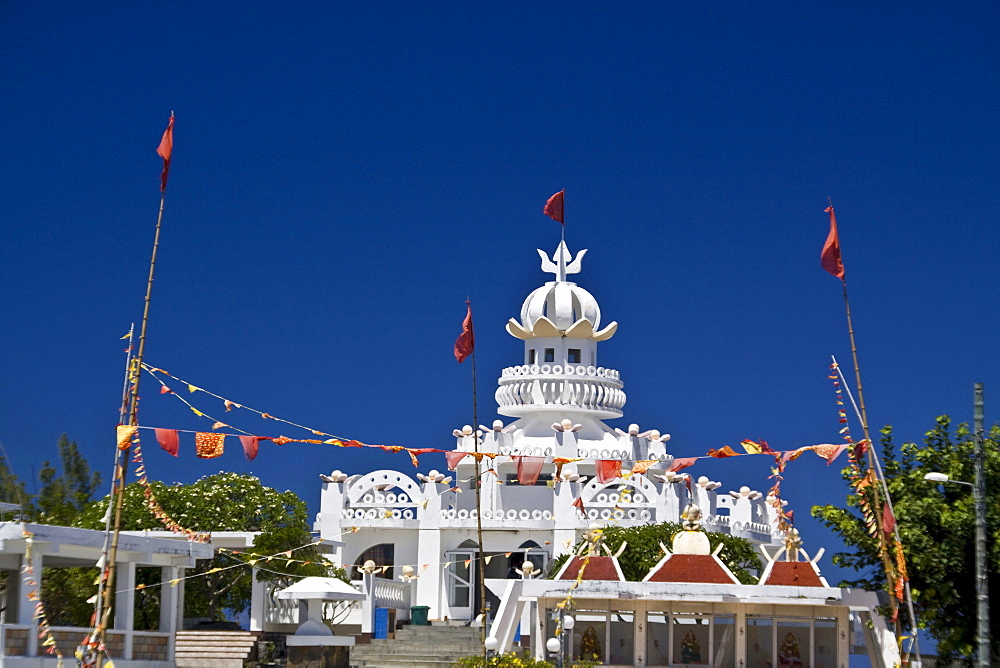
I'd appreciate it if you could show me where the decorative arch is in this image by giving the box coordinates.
[346,469,423,506]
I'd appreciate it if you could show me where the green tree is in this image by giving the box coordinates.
[35,434,102,524]
[0,445,27,514]
[33,435,103,625]
[547,522,762,584]
[812,417,1000,662]
[76,472,340,621]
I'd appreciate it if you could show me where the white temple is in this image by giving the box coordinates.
[315,242,782,620]
[313,241,901,666]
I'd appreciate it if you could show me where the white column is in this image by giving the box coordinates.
[16,548,43,657]
[360,572,375,634]
[115,561,136,659]
[735,607,747,667]
[249,567,266,632]
[415,479,443,618]
[552,480,578,558]
[160,566,183,661]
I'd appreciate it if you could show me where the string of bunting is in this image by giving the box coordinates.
[139,363,857,472]
[19,526,65,665]
[830,362,908,605]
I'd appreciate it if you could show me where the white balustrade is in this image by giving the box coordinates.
[496,365,626,418]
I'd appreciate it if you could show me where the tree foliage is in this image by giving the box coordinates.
[547,522,762,584]
[35,434,102,524]
[76,472,340,621]
[812,417,1000,661]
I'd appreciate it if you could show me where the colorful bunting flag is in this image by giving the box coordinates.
[515,456,545,485]
[154,428,179,457]
[195,432,225,459]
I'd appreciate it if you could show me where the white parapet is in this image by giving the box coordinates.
[496,364,625,418]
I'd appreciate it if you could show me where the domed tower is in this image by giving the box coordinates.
[494,242,627,442]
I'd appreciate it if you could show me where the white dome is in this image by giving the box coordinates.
[505,242,617,341]
[520,281,602,332]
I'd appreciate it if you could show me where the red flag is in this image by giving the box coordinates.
[156,114,174,192]
[445,451,469,470]
[543,189,565,224]
[454,302,475,363]
[238,435,259,462]
[882,502,897,536]
[821,206,845,279]
[515,456,545,486]
[154,428,179,457]
[571,496,585,514]
[666,457,697,473]
[596,459,622,484]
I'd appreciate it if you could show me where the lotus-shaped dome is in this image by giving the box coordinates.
[505,242,618,341]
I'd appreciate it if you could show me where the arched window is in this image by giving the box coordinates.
[352,543,394,580]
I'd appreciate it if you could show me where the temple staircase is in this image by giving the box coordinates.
[349,624,484,668]
[174,630,259,667]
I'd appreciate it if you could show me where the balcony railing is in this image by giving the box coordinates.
[496,364,625,418]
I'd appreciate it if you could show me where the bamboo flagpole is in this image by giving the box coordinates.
[453,301,487,657]
[97,114,175,652]
[821,203,904,636]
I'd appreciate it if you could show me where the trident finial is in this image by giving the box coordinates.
[537,242,587,282]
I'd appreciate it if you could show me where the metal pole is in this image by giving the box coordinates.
[974,383,990,668]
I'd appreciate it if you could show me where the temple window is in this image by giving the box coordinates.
[352,543,394,580]
[528,349,536,364]
[568,349,581,364]
[544,348,555,363]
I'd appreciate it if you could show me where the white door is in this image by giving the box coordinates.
[444,550,476,620]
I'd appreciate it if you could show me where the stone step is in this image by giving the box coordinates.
[352,646,481,657]
[176,649,257,657]
[174,661,245,668]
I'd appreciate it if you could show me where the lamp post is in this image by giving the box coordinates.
[924,385,990,668]
[484,636,498,665]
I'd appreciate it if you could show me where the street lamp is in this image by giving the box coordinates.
[484,636,499,665]
[924,465,990,668]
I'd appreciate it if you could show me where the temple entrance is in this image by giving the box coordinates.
[444,548,477,619]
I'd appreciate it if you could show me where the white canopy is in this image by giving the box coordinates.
[274,576,365,601]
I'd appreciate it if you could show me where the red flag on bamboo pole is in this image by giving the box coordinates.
[543,190,565,224]
[821,206,845,279]
[156,114,174,192]
[454,301,475,363]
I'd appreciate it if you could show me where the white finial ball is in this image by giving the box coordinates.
[428,470,440,480]
[740,486,751,495]
[589,522,602,531]
[363,560,376,570]
[461,425,473,436]
[546,638,562,653]
[561,418,573,430]
[628,424,640,436]
[698,476,709,484]
[649,430,660,440]
[402,565,415,577]
[493,419,504,430]
[331,470,342,479]
[520,561,535,573]
[485,637,499,651]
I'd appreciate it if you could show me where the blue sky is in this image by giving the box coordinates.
[1,2,997,588]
